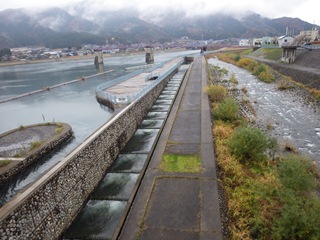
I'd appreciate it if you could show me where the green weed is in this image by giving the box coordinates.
[30,141,42,151]
[0,159,12,168]
[230,74,238,84]
[228,127,273,165]
[212,98,239,122]
[160,154,202,173]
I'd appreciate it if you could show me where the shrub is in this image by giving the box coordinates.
[271,154,320,240]
[212,98,239,122]
[272,197,320,240]
[233,54,241,62]
[253,63,267,76]
[238,58,258,71]
[277,154,316,193]
[205,84,227,102]
[228,127,271,165]
[258,71,275,83]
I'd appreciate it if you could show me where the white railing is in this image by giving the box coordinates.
[96,60,183,106]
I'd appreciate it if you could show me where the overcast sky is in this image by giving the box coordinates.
[0,0,319,25]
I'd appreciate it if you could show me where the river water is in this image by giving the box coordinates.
[0,50,198,206]
[208,58,320,165]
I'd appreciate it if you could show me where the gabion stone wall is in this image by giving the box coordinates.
[0,123,73,186]
[0,66,178,240]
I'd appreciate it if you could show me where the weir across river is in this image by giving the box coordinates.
[96,58,183,108]
[0,55,206,239]
[63,64,190,239]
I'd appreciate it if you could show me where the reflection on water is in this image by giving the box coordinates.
[63,200,126,240]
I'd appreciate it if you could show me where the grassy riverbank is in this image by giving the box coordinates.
[207,51,320,101]
[205,55,320,239]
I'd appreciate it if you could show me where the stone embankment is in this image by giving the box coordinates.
[0,123,73,186]
[0,62,180,239]
[254,48,320,90]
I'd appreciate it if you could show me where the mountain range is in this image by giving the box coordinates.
[0,7,317,49]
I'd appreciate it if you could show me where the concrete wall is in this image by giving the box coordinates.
[0,68,178,239]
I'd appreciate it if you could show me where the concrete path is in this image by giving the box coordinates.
[117,56,222,240]
[107,58,183,95]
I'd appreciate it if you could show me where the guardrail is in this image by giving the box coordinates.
[298,45,320,50]
[96,60,183,106]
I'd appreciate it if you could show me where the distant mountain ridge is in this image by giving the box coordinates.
[0,7,317,48]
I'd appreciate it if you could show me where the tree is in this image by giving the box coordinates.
[0,48,12,57]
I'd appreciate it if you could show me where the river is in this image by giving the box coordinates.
[208,58,320,165]
[0,50,198,206]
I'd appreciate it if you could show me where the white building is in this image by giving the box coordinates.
[253,38,262,46]
[239,39,251,46]
[298,27,319,42]
[278,35,295,47]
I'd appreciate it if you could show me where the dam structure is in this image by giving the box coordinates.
[96,57,183,109]
[63,63,191,239]
[0,56,190,239]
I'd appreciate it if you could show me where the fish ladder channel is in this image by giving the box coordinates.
[62,64,190,240]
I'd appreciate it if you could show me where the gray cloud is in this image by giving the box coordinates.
[0,0,318,24]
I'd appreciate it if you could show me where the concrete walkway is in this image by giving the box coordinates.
[117,56,222,240]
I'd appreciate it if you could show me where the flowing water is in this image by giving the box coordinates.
[63,64,190,240]
[0,51,198,207]
[208,58,320,165]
